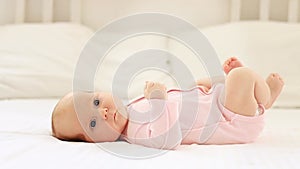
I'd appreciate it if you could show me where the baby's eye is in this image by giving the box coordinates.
[90,119,96,128]
[94,99,100,106]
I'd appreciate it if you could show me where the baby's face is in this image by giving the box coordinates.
[52,92,128,142]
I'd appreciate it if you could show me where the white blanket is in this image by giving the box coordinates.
[0,99,299,169]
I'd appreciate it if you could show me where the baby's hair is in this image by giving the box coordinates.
[51,98,64,138]
[51,93,70,139]
[51,103,59,137]
[51,92,90,142]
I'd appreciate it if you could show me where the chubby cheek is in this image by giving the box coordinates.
[116,115,128,130]
[104,121,121,134]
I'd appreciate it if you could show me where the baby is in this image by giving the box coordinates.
[51,57,284,149]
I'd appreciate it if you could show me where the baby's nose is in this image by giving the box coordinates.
[99,108,108,119]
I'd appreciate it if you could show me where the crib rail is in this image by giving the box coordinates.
[8,0,300,26]
[288,0,299,22]
[259,0,270,21]
[14,0,81,24]
[15,0,25,23]
[231,0,299,22]
[42,0,53,22]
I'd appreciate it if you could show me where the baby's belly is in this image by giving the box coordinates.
[168,86,219,144]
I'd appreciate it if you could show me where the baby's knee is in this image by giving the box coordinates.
[227,67,255,81]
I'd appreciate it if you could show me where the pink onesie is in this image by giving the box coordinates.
[121,83,265,150]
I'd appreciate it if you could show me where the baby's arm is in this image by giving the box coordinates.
[127,99,182,150]
[144,81,167,100]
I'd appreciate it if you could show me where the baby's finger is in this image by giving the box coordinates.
[144,81,153,90]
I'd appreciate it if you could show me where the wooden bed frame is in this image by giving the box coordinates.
[231,0,299,22]
[14,0,81,24]
[10,0,299,25]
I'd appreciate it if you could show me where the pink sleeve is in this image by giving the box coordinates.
[148,100,182,150]
[127,99,182,150]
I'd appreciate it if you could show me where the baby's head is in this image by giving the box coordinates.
[51,91,128,142]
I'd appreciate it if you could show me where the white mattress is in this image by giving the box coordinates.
[0,99,299,169]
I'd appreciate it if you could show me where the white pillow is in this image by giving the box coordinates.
[3,21,298,108]
[0,23,170,100]
[93,35,171,101]
[0,23,93,99]
[200,21,300,108]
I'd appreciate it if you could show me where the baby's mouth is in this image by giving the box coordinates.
[114,110,117,120]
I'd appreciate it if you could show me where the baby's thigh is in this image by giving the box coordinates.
[223,68,258,116]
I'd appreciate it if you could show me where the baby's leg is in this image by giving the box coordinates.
[223,67,283,116]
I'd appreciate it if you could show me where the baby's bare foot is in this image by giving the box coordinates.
[265,73,284,109]
[223,57,244,74]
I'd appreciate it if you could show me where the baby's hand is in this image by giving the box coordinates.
[144,81,167,100]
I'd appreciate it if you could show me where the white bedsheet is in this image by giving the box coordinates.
[0,99,299,169]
